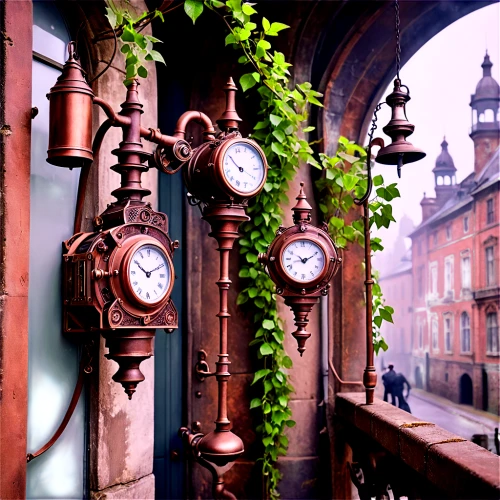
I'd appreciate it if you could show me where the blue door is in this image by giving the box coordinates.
[154,78,186,500]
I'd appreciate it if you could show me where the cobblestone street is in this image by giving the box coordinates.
[408,389,500,455]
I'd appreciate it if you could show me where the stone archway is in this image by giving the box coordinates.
[290,0,495,392]
[460,373,474,405]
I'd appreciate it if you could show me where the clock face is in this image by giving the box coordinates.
[128,244,171,304]
[222,142,265,194]
[282,240,326,283]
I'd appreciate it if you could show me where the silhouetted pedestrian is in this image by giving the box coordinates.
[382,364,397,405]
[393,372,411,413]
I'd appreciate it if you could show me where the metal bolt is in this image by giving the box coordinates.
[195,391,202,399]
[117,232,123,239]
[192,421,201,433]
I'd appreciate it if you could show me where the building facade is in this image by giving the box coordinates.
[409,54,500,414]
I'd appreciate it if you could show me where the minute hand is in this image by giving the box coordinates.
[304,252,318,262]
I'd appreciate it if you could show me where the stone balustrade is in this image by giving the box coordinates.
[335,392,500,499]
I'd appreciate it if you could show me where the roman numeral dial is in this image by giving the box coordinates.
[222,141,265,194]
[128,244,171,305]
[281,240,325,283]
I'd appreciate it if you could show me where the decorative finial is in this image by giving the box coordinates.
[292,182,312,224]
[217,77,242,132]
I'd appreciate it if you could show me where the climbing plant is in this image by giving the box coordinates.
[103,1,397,497]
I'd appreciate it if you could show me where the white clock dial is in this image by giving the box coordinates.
[222,142,265,194]
[128,244,171,304]
[282,240,326,283]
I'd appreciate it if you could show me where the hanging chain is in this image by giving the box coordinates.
[394,0,401,81]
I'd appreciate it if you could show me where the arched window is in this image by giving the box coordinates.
[460,312,471,353]
[486,311,499,354]
[484,109,494,122]
[479,112,485,122]
[432,317,439,350]
[437,175,443,186]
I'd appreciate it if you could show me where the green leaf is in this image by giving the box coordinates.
[240,73,257,92]
[120,44,130,54]
[252,368,271,384]
[105,7,117,28]
[242,3,257,15]
[278,396,287,407]
[211,0,225,7]
[329,216,344,230]
[145,50,165,64]
[262,319,275,330]
[373,174,384,187]
[267,22,289,36]
[342,174,359,191]
[262,17,271,32]
[137,65,148,78]
[269,114,282,126]
[285,420,296,428]
[121,26,135,43]
[184,0,204,23]
[271,142,286,157]
[272,129,285,143]
[260,343,274,356]
[379,308,394,324]
[246,253,258,264]
[250,398,261,409]
[282,356,293,369]
[303,126,315,133]
[225,33,236,45]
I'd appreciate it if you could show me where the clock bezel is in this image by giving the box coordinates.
[109,235,175,313]
[267,227,339,294]
[213,137,267,198]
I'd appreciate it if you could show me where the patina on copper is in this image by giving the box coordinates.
[259,183,340,355]
[179,79,267,499]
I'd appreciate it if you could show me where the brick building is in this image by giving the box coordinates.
[408,53,500,414]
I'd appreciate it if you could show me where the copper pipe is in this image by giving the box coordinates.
[215,247,231,429]
[362,198,377,404]
[27,345,93,462]
[74,119,113,233]
[93,96,130,127]
[328,358,363,386]
[174,110,216,141]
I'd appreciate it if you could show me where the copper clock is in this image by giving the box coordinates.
[259,183,341,354]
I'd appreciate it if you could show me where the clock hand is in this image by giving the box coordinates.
[228,155,256,180]
[134,260,148,275]
[148,263,165,273]
[228,155,244,172]
[304,252,319,262]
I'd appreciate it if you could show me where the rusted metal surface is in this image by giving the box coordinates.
[0,1,32,498]
[258,183,340,354]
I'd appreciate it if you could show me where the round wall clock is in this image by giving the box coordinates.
[183,136,267,203]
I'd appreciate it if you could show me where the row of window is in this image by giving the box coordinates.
[417,245,496,298]
[418,311,498,354]
[424,199,495,250]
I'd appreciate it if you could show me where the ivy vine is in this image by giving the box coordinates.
[103,1,397,498]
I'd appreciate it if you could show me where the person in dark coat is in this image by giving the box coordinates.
[382,364,397,405]
[393,372,412,413]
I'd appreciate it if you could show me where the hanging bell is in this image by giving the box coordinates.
[375,79,426,176]
[47,42,94,168]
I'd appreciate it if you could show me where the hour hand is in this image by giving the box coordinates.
[149,263,165,273]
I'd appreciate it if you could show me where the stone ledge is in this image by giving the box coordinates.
[91,474,155,500]
[335,393,500,498]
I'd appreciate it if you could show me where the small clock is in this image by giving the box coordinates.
[183,136,268,203]
[258,183,341,355]
[127,243,171,305]
[221,140,266,195]
[281,239,326,283]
